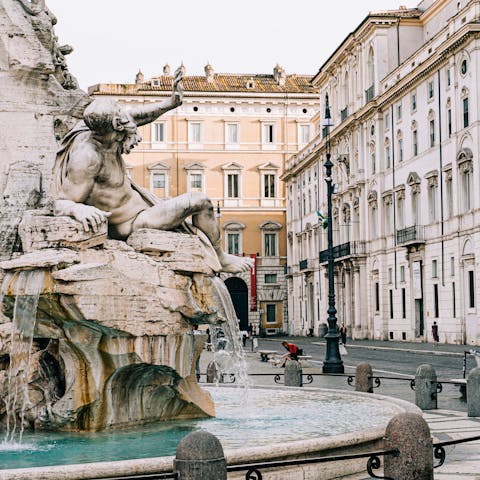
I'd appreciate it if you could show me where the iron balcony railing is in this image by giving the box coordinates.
[319,241,366,264]
[365,84,374,102]
[396,225,425,245]
[341,107,348,122]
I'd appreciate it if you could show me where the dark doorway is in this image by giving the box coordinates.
[224,277,249,330]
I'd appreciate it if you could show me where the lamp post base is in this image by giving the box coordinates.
[322,333,344,374]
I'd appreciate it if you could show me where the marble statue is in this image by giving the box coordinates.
[52,68,253,274]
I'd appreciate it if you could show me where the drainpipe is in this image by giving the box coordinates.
[391,105,397,290]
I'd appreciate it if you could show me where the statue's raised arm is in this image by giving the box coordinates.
[130,66,184,127]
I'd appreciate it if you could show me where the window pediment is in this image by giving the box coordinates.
[223,221,246,231]
[367,190,378,205]
[258,162,280,171]
[456,148,473,164]
[222,162,244,171]
[406,171,421,186]
[259,220,282,231]
[185,162,205,171]
[148,161,170,171]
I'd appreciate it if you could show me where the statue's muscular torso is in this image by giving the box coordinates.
[63,131,148,233]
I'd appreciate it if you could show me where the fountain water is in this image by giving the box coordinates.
[210,277,249,388]
[2,270,45,444]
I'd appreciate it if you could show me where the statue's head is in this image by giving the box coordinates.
[83,99,141,154]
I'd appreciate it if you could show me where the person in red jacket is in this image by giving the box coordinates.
[280,341,301,367]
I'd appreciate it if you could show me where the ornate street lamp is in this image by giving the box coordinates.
[321,94,344,374]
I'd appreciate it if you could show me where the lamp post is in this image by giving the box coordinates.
[322,94,344,374]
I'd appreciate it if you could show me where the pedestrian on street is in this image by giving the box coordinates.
[339,323,347,345]
[432,321,439,346]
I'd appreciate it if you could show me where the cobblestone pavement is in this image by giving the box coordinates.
[199,337,480,479]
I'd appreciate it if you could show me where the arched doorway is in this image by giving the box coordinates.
[224,277,248,331]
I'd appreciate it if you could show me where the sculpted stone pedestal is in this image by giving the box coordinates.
[0,214,225,431]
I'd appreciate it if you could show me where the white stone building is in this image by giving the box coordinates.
[283,0,480,345]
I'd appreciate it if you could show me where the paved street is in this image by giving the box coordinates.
[200,336,480,479]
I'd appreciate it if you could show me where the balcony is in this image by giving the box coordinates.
[340,107,348,122]
[365,85,374,103]
[299,259,315,272]
[319,241,366,264]
[396,225,425,246]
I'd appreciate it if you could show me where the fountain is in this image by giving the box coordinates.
[0,1,421,478]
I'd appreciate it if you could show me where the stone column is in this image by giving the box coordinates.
[415,364,437,410]
[353,267,362,330]
[384,413,433,480]
[467,367,480,417]
[284,360,303,387]
[175,431,227,480]
[344,267,352,330]
[355,362,373,393]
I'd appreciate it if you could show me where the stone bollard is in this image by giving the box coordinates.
[206,361,222,383]
[415,364,437,410]
[175,431,227,480]
[467,367,480,417]
[284,360,303,387]
[355,362,373,393]
[384,412,433,480]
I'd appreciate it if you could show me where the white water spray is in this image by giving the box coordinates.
[2,270,45,445]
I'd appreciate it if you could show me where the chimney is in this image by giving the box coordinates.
[163,63,171,76]
[204,62,214,82]
[273,64,286,86]
[135,69,144,84]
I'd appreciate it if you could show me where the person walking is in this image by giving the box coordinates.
[339,323,347,345]
[432,321,439,346]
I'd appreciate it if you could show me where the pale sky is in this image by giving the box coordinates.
[47,0,419,90]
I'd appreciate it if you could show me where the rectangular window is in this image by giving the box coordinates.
[227,233,240,255]
[450,257,455,276]
[451,282,456,317]
[432,259,438,278]
[299,125,310,144]
[411,93,417,111]
[264,233,277,257]
[264,174,276,198]
[266,303,277,324]
[265,274,277,284]
[434,284,439,318]
[468,270,475,308]
[153,122,165,143]
[429,120,435,147]
[152,172,165,189]
[371,153,376,174]
[429,185,437,222]
[446,175,453,217]
[428,80,434,99]
[464,170,472,211]
[447,68,451,86]
[190,173,203,190]
[400,265,405,282]
[398,139,403,162]
[227,174,239,198]
[397,104,402,120]
[386,145,391,169]
[401,288,406,318]
[375,282,380,312]
[385,112,390,130]
[388,267,393,284]
[447,109,452,138]
[263,123,275,144]
[190,122,201,143]
[413,130,418,156]
[389,290,394,319]
[463,98,469,128]
[226,123,239,144]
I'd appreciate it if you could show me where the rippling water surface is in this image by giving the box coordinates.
[0,387,402,470]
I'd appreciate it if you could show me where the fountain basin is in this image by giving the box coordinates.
[0,385,421,479]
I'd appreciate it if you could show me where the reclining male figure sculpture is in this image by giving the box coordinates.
[52,67,253,273]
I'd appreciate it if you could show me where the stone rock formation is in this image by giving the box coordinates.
[0,0,224,432]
